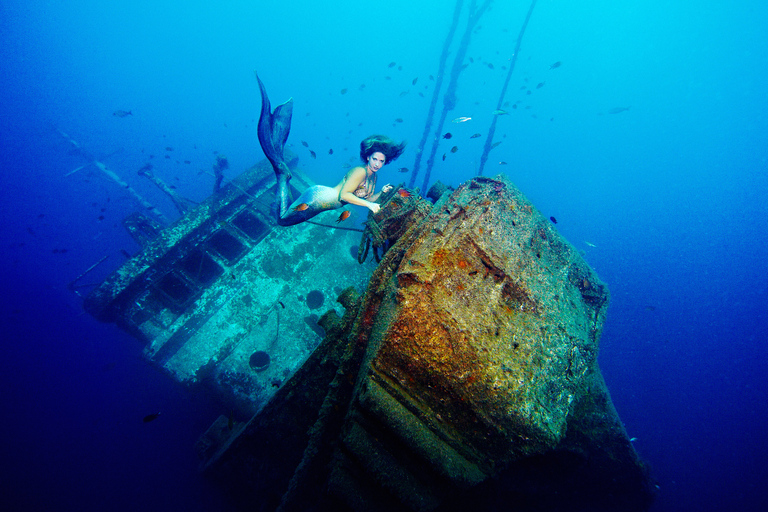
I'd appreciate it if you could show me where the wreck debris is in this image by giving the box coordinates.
[57,127,170,224]
[137,163,197,215]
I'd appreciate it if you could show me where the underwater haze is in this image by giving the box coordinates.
[1,0,766,511]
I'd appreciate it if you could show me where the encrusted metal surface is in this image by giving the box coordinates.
[84,157,375,414]
[202,175,654,512]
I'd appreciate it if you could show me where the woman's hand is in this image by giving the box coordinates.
[381,184,393,194]
[368,202,381,214]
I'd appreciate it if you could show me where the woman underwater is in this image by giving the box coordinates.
[256,74,406,226]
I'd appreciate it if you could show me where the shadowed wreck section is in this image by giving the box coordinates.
[201,175,655,512]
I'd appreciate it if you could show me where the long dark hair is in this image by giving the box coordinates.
[359,135,406,164]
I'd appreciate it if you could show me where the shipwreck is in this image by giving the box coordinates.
[82,152,655,511]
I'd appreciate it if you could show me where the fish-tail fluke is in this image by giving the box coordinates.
[255,72,294,179]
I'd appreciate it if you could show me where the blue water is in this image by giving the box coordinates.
[2,1,766,511]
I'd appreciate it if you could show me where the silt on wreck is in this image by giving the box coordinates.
[190,171,657,511]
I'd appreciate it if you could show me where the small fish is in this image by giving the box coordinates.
[536,82,545,89]
[491,141,502,149]
[630,437,638,442]
[309,150,316,159]
[452,117,472,123]
[337,210,351,222]
[492,110,509,116]
[549,61,562,69]
[113,110,132,117]
[165,147,173,151]
[470,133,481,139]
[98,215,105,221]
[301,140,309,147]
[608,106,630,114]
[293,203,309,212]
[549,216,557,224]
[442,153,447,161]
[443,132,453,139]
[450,146,458,153]
[143,412,161,423]
[340,88,347,94]
[498,161,508,165]
[412,77,418,85]
[388,62,396,68]
[398,167,409,173]
[395,118,403,123]
[183,160,191,164]
[487,63,494,70]
[397,189,411,198]
[328,149,333,155]
[584,241,597,248]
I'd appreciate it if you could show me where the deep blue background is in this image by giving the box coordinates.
[2,1,766,511]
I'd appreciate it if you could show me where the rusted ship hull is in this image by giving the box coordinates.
[201,175,655,511]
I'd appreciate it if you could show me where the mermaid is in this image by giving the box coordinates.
[256,74,406,226]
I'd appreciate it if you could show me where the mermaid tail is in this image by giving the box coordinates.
[255,74,342,226]
[256,73,296,224]
[255,72,294,178]
[280,185,343,226]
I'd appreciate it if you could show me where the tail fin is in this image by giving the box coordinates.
[255,72,294,177]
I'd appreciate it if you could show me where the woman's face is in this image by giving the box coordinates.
[367,151,386,172]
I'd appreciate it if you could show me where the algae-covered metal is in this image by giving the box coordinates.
[84,156,374,414]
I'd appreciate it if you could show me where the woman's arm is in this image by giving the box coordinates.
[368,184,393,202]
[339,167,381,213]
